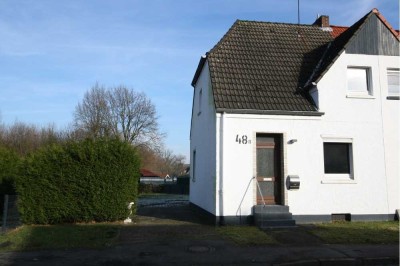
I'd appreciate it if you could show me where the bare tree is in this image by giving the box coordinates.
[108,86,162,147]
[159,149,186,177]
[74,84,163,148]
[0,122,63,156]
[137,145,186,177]
[74,84,112,138]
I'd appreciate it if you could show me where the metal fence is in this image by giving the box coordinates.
[1,195,20,232]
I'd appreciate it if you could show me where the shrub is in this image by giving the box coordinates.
[16,138,139,224]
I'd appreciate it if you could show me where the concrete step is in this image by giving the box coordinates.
[254,212,293,222]
[253,205,289,214]
[253,205,296,228]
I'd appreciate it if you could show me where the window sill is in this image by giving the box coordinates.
[346,94,375,99]
[321,179,357,184]
[322,173,356,184]
[387,96,400,100]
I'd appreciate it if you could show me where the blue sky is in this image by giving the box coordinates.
[0,0,398,160]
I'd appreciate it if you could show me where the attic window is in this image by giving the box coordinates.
[347,67,372,96]
[387,68,399,99]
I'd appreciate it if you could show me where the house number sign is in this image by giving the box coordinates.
[235,134,251,144]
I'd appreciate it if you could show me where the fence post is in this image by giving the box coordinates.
[2,194,9,232]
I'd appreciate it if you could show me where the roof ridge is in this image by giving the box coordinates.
[236,19,320,27]
[330,25,348,28]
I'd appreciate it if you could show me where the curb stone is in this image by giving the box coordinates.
[273,257,399,266]
[362,257,399,265]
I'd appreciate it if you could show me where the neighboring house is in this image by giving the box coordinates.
[139,169,164,184]
[189,9,399,225]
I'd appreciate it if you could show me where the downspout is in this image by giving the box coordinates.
[377,57,390,218]
[218,112,225,225]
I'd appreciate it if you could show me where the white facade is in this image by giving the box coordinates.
[190,51,399,223]
[190,61,218,215]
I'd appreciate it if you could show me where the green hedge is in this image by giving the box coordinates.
[16,138,139,224]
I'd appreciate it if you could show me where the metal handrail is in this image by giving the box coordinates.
[236,176,255,217]
[255,178,267,206]
[236,176,268,216]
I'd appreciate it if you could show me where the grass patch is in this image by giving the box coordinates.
[0,224,120,252]
[216,226,277,246]
[310,221,399,244]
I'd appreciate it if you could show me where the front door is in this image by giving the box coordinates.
[256,134,282,205]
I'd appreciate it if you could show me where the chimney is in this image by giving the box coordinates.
[313,15,329,27]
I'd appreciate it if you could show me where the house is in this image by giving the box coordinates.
[139,169,164,184]
[189,9,399,225]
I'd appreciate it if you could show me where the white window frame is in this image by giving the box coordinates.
[346,67,373,98]
[321,136,356,184]
[387,68,400,99]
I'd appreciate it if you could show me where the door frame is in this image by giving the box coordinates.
[254,132,285,205]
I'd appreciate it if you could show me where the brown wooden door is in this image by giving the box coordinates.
[256,134,282,205]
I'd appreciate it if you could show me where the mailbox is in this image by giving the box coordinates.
[288,175,300,190]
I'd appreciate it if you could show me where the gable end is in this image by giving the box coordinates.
[346,14,399,56]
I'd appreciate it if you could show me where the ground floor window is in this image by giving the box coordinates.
[323,143,351,174]
[192,150,196,182]
[322,137,354,183]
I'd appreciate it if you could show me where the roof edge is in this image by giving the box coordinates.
[191,55,207,87]
[372,8,400,40]
[216,108,325,117]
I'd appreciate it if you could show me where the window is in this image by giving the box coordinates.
[347,67,372,96]
[197,88,202,115]
[323,143,351,174]
[322,137,355,183]
[387,68,399,99]
[192,150,196,182]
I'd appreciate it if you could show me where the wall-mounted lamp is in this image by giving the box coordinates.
[288,139,298,144]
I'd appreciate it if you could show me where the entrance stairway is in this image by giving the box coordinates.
[253,205,296,228]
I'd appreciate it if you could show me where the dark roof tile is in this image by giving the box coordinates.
[206,20,332,112]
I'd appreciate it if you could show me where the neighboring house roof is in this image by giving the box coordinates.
[330,25,348,38]
[192,8,399,114]
[140,168,161,178]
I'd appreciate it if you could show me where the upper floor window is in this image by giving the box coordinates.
[347,67,372,96]
[387,68,399,99]
[198,88,203,115]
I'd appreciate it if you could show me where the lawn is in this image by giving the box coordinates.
[310,221,399,244]
[0,221,398,252]
[0,224,119,252]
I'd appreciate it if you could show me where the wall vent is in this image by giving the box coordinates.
[331,213,351,222]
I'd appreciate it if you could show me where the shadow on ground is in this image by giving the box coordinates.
[136,194,211,225]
